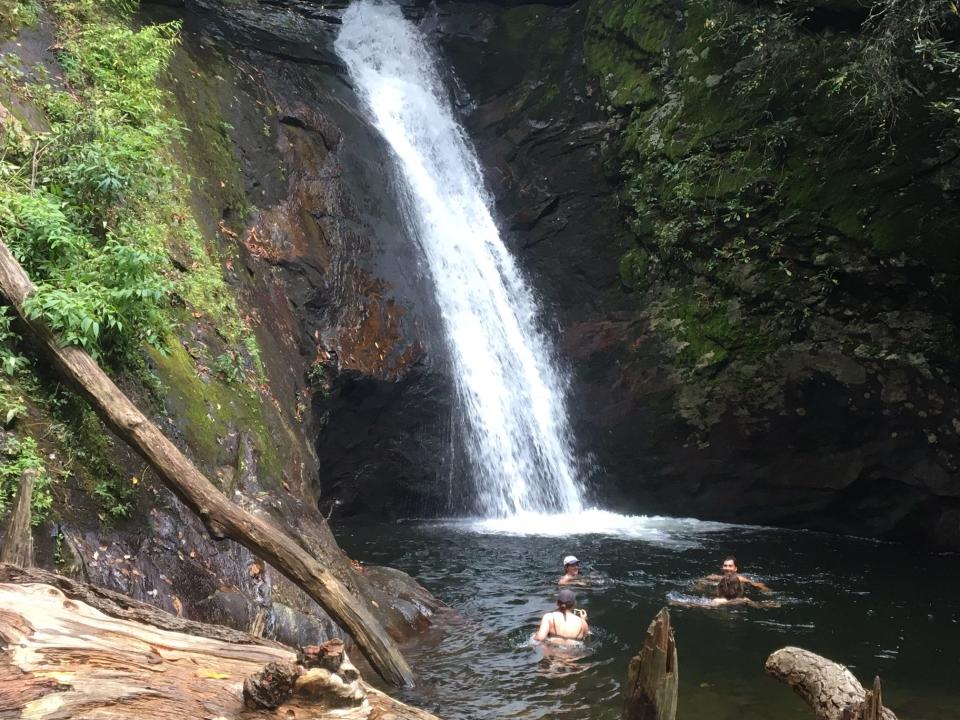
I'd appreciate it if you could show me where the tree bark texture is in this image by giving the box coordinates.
[0,239,413,687]
[0,578,437,720]
[765,647,897,720]
[0,469,35,567]
[622,607,678,720]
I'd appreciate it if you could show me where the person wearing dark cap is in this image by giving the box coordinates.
[534,588,589,644]
[558,555,585,586]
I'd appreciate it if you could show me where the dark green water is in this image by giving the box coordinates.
[334,516,958,720]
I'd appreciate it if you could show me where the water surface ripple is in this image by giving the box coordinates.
[336,518,960,720]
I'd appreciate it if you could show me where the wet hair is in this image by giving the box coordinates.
[717,574,744,600]
[723,556,738,567]
[557,588,577,611]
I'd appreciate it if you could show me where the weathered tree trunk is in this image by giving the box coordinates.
[765,647,897,720]
[0,239,413,687]
[0,576,438,720]
[0,468,35,566]
[622,607,678,720]
[0,563,282,645]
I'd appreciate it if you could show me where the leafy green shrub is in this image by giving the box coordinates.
[0,434,53,525]
[0,188,169,358]
[840,0,960,135]
[0,0,39,33]
[0,307,26,378]
[214,350,245,383]
[0,11,181,361]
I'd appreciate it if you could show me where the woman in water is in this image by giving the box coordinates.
[669,575,780,609]
[535,588,589,645]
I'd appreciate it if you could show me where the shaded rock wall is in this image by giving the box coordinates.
[425,0,960,548]
[61,0,957,552]
[181,1,455,519]
[574,0,960,548]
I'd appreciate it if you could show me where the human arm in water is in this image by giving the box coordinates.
[727,597,779,608]
[578,614,590,637]
[738,574,773,593]
[691,574,771,593]
[689,575,721,592]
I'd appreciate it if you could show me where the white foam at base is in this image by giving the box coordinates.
[432,508,737,547]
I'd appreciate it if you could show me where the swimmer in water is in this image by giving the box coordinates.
[558,555,586,586]
[535,588,589,645]
[670,575,780,609]
[693,556,772,594]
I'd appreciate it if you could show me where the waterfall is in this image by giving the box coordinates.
[336,0,585,517]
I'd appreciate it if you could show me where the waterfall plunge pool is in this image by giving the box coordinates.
[335,515,958,720]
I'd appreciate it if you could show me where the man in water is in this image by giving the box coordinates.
[695,556,772,593]
[558,555,585,586]
[535,588,589,644]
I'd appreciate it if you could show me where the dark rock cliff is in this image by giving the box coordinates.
[10,0,956,562]
[429,0,960,548]
[165,0,960,550]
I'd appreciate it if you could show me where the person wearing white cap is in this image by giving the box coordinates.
[558,555,583,586]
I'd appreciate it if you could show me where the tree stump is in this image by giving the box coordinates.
[0,467,36,567]
[622,607,678,720]
[765,647,897,720]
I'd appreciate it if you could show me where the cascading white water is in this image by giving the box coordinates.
[336,0,585,517]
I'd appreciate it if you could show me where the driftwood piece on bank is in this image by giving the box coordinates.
[0,468,35,566]
[623,607,678,720]
[0,579,439,720]
[765,647,897,720]
[859,676,886,720]
[0,240,413,687]
[0,562,281,646]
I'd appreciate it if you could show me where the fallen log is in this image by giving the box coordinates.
[622,607,678,720]
[765,647,897,720]
[0,578,438,720]
[0,562,282,646]
[0,467,35,566]
[0,239,413,687]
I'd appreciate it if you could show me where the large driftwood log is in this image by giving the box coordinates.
[765,647,897,720]
[0,240,413,687]
[0,563,283,646]
[0,468,35,566]
[622,607,678,720]
[0,579,438,720]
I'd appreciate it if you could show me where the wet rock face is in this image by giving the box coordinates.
[426,0,960,549]
[168,0,960,550]
[177,0,456,519]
